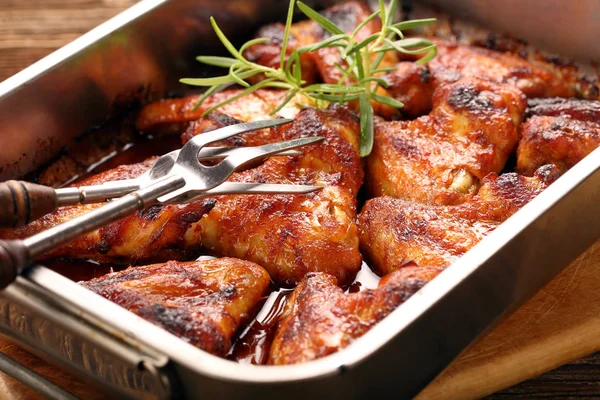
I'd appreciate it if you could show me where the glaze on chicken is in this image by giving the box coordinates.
[0,159,216,264]
[516,98,600,175]
[81,258,270,356]
[359,165,561,275]
[3,104,363,286]
[366,77,526,204]
[269,266,443,365]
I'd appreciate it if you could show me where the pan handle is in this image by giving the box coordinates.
[0,181,58,228]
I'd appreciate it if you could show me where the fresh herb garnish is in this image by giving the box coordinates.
[181,0,436,157]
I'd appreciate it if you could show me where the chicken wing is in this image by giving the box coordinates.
[197,105,364,286]
[81,258,270,356]
[516,115,600,176]
[0,159,216,264]
[402,5,600,102]
[3,105,363,287]
[525,98,600,122]
[384,40,581,118]
[268,266,443,365]
[366,77,526,204]
[359,165,561,275]
[136,89,305,133]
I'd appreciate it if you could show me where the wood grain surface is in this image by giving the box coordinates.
[1,1,599,399]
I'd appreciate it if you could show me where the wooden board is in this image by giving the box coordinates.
[420,240,600,399]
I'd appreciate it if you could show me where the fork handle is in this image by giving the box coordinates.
[0,240,28,288]
[0,181,58,228]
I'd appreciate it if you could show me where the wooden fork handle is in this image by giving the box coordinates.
[0,181,58,228]
[0,240,29,288]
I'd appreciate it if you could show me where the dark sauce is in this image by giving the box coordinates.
[38,118,386,365]
[227,262,381,364]
[227,287,293,364]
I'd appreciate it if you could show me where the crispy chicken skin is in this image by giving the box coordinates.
[0,159,216,264]
[268,266,443,365]
[198,106,364,286]
[81,258,270,356]
[517,116,600,176]
[3,105,363,287]
[136,89,304,133]
[359,165,561,275]
[385,40,579,118]
[367,77,526,204]
[404,5,600,101]
[525,98,600,122]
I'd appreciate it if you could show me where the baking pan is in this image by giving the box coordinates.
[0,0,599,399]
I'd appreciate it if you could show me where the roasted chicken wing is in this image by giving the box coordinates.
[197,105,364,286]
[268,266,443,365]
[0,159,216,264]
[525,97,600,122]
[402,5,600,101]
[81,258,270,356]
[3,105,363,287]
[367,77,526,204]
[136,89,305,133]
[384,40,581,118]
[517,116,600,176]
[359,165,561,275]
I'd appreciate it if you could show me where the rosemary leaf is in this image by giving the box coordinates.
[209,17,247,63]
[269,89,300,115]
[201,78,277,116]
[297,2,344,35]
[280,0,296,69]
[239,38,270,53]
[297,34,348,54]
[359,92,374,157]
[392,18,437,31]
[350,10,380,38]
[371,92,404,108]
[196,56,238,68]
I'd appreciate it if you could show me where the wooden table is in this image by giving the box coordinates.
[1,1,599,399]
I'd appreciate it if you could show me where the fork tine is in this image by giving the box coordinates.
[222,136,324,171]
[158,136,324,203]
[162,182,323,203]
[197,147,303,160]
[185,118,293,151]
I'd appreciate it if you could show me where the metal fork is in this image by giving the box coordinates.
[0,119,302,227]
[0,119,324,288]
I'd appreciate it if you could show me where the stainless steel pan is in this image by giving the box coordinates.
[0,1,598,398]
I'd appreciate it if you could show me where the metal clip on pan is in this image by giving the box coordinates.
[0,119,324,288]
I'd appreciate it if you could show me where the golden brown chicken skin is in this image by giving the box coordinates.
[516,116,600,176]
[268,266,443,365]
[198,105,364,286]
[136,89,304,133]
[0,159,216,264]
[384,40,588,118]
[367,77,526,204]
[81,258,270,356]
[359,165,561,275]
[4,105,363,287]
[403,5,600,101]
[525,98,600,122]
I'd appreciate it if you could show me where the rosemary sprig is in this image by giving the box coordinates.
[181,0,436,157]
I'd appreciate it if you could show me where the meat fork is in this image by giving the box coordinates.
[0,119,305,228]
[0,119,323,288]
